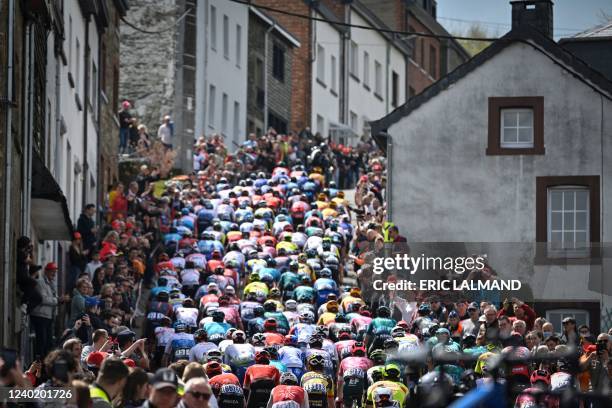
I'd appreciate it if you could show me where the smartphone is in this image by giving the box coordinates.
[0,348,18,377]
[51,359,69,383]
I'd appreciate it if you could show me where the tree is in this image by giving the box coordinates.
[455,24,493,57]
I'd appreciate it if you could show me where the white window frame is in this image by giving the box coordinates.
[350,111,358,133]
[547,186,590,257]
[223,15,229,59]
[236,24,242,67]
[210,6,217,51]
[545,309,589,331]
[374,60,382,96]
[317,44,325,85]
[233,101,240,140]
[363,51,370,88]
[501,108,534,148]
[221,92,228,135]
[350,41,358,78]
[76,39,80,90]
[208,84,216,128]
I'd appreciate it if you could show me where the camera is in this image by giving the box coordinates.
[596,341,606,355]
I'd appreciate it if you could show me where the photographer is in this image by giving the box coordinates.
[579,333,610,395]
[35,349,79,408]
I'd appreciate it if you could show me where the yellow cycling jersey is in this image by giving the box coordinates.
[366,380,408,408]
[243,282,269,297]
[341,296,365,312]
[276,241,298,253]
[317,312,337,327]
[301,371,334,398]
[321,208,338,218]
[315,200,330,210]
[309,173,325,185]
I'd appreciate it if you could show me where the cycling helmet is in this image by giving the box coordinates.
[174,322,187,332]
[206,349,223,362]
[334,313,347,323]
[284,299,297,311]
[319,268,332,278]
[194,329,207,341]
[369,349,387,364]
[351,342,367,357]
[284,335,298,346]
[338,330,352,341]
[308,335,323,348]
[280,372,299,386]
[391,327,406,338]
[307,354,325,370]
[232,330,246,341]
[418,303,431,314]
[252,333,266,346]
[299,311,315,323]
[377,306,391,318]
[264,318,278,331]
[254,350,270,364]
[530,369,551,386]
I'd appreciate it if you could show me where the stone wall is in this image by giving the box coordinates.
[119,0,178,131]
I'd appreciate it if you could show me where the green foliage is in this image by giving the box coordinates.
[456,24,493,57]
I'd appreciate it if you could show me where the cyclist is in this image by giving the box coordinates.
[337,342,373,408]
[163,322,195,365]
[188,328,218,363]
[301,354,335,408]
[365,365,409,408]
[269,372,309,408]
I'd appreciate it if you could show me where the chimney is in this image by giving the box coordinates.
[510,0,553,38]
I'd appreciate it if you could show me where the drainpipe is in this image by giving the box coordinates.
[23,22,34,236]
[263,23,275,131]
[383,132,392,221]
[202,0,209,134]
[82,16,90,210]
[385,42,390,114]
[96,27,102,217]
[3,0,15,346]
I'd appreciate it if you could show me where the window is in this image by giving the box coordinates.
[208,84,216,127]
[330,55,337,93]
[236,24,242,67]
[547,187,589,253]
[392,71,399,107]
[272,43,285,82]
[349,41,358,79]
[223,15,229,59]
[429,45,437,78]
[487,97,544,155]
[350,111,358,133]
[536,176,600,261]
[91,62,97,117]
[233,101,240,140]
[501,109,533,148]
[100,41,106,91]
[363,52,370,89]
[210,6,217,50]
[316,114,325,136]
[68,16,73,69]
[374,60,382,97]
[255,58,264,108]
[221,93,228,134]
[268,111,288,135]
[76,39,80,90]
[316,44,325,85]
[546,309,589,331]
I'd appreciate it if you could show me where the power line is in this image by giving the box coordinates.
[437,16,582,32]
[120,7,193,35]
[229,0,499,42]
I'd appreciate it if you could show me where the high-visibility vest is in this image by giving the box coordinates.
[383,221,395,242]
[90,385,111,403]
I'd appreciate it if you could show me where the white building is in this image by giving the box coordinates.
[311,10,343,141]
[311,1,409,145]
[195,0,249,147]
[371,1,612,330]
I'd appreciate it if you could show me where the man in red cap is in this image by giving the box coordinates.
[30,262,70,357]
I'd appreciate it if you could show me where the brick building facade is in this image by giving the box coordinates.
[99,0,129,203]
[247,8,299,135]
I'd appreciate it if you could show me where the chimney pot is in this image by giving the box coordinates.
[510,0,554,38]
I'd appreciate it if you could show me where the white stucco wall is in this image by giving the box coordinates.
[197,0,248,147]
[387,41,612,314]
[348,10,406,139]
[311,13,341,138]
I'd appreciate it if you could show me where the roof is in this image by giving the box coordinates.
[350,0,411,56]
[249,6,301,48]
[310,1,349,34]
[371,25,612,148]
[406,2,471,61]
[573,21,612,39]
